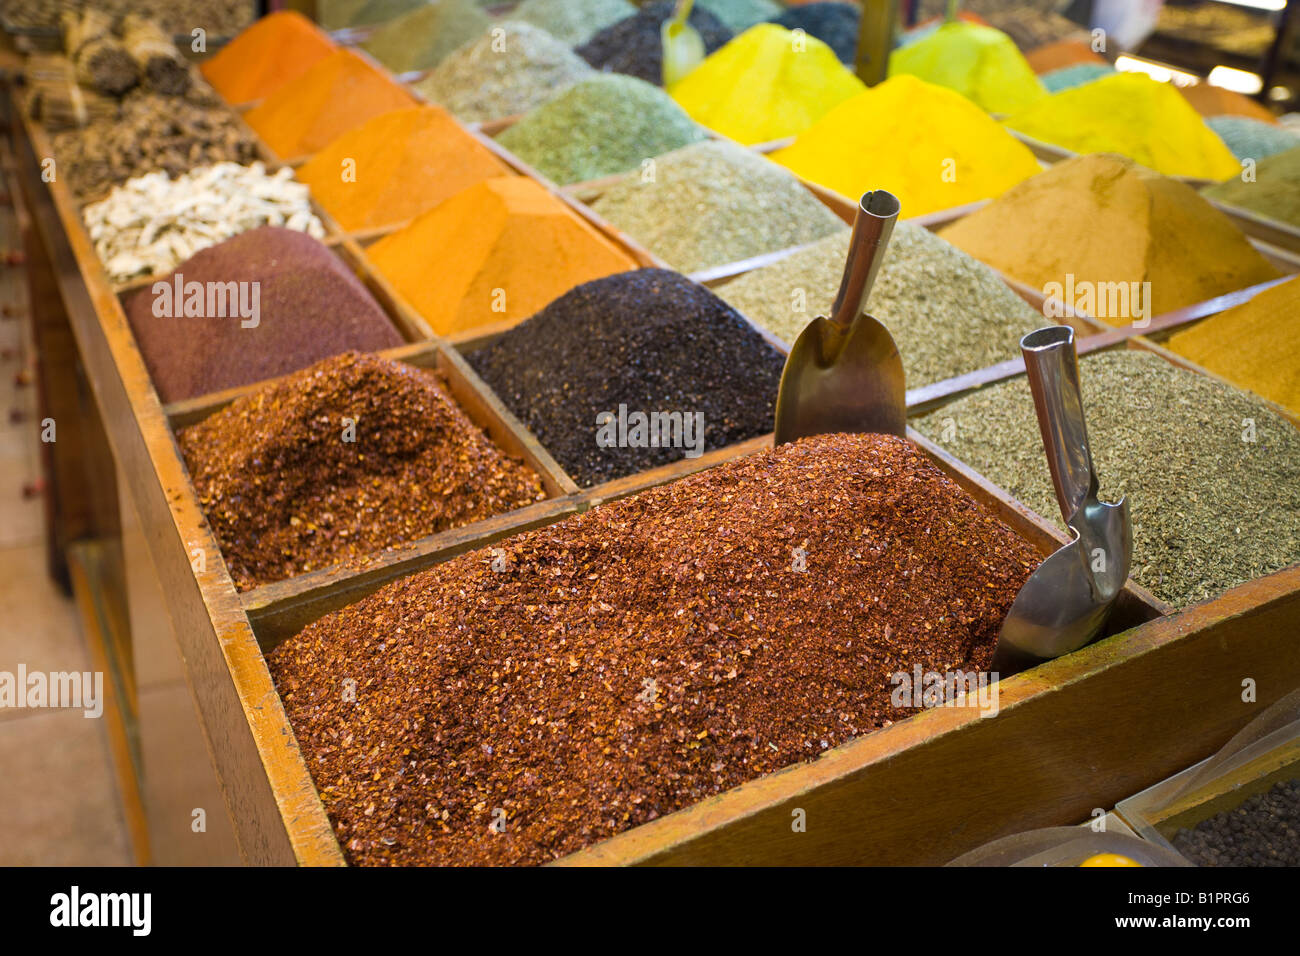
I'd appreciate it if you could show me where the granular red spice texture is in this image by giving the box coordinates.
[178,352,546,591]
[269,433,1038,865]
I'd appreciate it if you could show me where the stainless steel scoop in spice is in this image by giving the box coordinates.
[774,190,905,445]
[993,326,1132,675]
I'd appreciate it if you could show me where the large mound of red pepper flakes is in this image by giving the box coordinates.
[178,351,546,590]
[268,432,1039,865]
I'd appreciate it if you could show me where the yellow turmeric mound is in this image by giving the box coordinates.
[670,23,865,145]
[1004,72,1242,181]
[771,75,1042,217]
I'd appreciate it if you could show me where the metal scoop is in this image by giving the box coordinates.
[774,190,904,445]
[993,326,1132,674]
[661,0,706,88]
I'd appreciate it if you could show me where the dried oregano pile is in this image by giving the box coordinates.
[414,22,593,123]
[496,74,705,185]
[268,432,1038,866]
[718,222,1043,386]
[591,140,844,272]
[914,350,1300,608]
[179,352,545,590]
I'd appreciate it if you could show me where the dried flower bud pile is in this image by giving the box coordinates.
[84,162,324,283]
[268,432,1039,866]
[179,352,546,591]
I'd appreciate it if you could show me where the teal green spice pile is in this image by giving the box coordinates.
[497,74,706,185]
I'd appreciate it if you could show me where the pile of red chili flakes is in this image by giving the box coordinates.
[268,432,1038,865]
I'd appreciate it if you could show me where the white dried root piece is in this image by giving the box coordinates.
[83,161,326,283]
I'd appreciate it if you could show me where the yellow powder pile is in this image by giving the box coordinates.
[245,49,417,159]
[1166,277,1300,414]
[297,106,511,233]
[1003,72,1241,181]
[888,21,1047,115]
[366,177,638,336]
[940,154,1279,321]
[771,75,1042,216]
[670,23,865,145]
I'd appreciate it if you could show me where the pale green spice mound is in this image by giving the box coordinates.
[513,0,638,46]
[1203,145,1300,227]
[698,0,783,33]
[591,140,844,273]
[361,0,491,74]
[497,74,706,185]
[717,222,1043,386]
[913,350,1300,609]
[1207,116,1300,163]
[414,22,594,123]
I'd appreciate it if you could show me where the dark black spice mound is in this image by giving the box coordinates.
[771,2,861,65]
[576,1,733,86]
[467,268,783,487]
[1172,779,1300,866]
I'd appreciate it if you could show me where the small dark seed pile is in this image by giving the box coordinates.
[467,268,784,487]
[178,351,546,591]
[576,0,733,86]
[1173,779,1300,866]
[268,432,1039,866]
[125,227,403,402]
[771,2,861,65]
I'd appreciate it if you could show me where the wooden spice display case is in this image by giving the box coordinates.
[1115,693,1300,864]
[13,55,1300,868]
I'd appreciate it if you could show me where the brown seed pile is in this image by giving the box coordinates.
[179,352,546,591]
[50,85,258,203]
[269,432,1038,866]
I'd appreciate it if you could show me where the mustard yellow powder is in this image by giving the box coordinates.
[670,23,865,145]
[1003,72,1242,181]
[1166,276,1300,415]
[888,21,1047,115]
[939,153,1280,321]
[770,75,1043,217]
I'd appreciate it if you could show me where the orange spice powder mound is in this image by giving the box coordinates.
[297,106,511,233]
[200,11,337,105]
[1025,40,1105,75]
[245,49,416,159]
[1180,82,1277,125]
[366,177,638,336]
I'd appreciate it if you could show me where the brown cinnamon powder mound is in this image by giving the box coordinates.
[179,351,546,591]
[269,432,1039,866]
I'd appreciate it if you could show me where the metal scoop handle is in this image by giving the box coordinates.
[829,190,901,331]
[1020,326,1099,524]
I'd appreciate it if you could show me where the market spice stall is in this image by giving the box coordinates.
[6,10,1300,867]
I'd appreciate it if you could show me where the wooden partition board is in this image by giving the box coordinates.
[18,67,1300,868]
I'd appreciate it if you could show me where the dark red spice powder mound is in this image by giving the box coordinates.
[125,226,403,402]
[178,351,546,591]
[268,432,1039,866]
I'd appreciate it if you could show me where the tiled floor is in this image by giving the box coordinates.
[0,199,133,866]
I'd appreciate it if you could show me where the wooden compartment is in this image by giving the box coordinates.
[15,47,1300,869]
